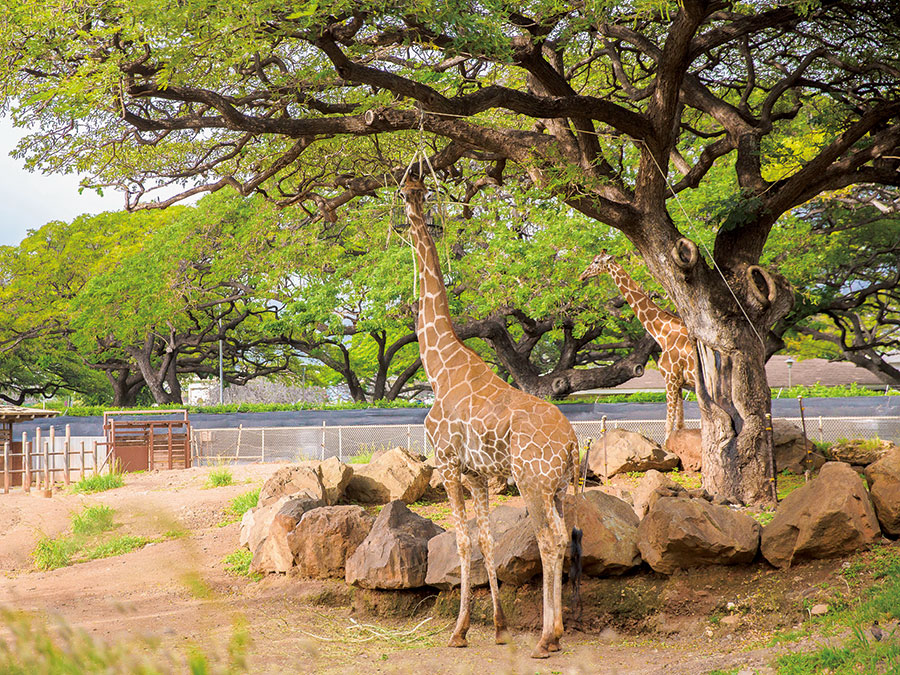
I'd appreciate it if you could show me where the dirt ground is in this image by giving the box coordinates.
[0,465,886,674]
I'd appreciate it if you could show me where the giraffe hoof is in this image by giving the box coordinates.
[495,629,511,645]
[530,646,551,659]
[547,640,561,652]
[448,635,468,648]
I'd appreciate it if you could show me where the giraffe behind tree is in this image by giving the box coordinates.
[400,173,578,659]
[580,251,697,439]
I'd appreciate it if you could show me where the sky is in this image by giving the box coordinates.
[0,117,125,247]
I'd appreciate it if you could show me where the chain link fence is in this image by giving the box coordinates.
[191,416,900,464]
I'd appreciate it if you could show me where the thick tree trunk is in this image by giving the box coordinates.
[693,329,777,504]
[636,223,792,506]
[107,369,144,407]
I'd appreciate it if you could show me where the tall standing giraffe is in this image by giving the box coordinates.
[400,174,578,659]
[580,251,697,439]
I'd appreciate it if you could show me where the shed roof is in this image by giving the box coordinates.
[0,405,61,424]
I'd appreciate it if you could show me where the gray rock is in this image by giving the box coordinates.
[344,447,433,504]
[258,465,326,506]
[866,447,900,537]
[250,496,325,573]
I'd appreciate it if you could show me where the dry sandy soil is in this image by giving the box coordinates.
[0,464,885,674]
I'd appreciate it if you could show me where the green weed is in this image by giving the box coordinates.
[82,535,149,561]
[71,504,115,536]
[223,549,262,581]
[31,536,79,571]
[206,466,234,488]
[71,471,125,494]
[218,488,260,526]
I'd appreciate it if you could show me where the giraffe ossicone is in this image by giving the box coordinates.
[400,173,579,659]
[580,250,698,440]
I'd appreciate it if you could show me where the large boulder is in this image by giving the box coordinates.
[761,462,881,568]
[258,465,326,506]
[250,496,325,573]
[425,505,526,589]
[631,470,685,520]
[240,496,291,552]
[772,420,826,475]
[865,448,900,537]
[495,511,542,586]
[564,489,641,575]
[346,501,444,589]
[830,439,895,467]
[297,456,353,506]
[288,505,375,578]
[637,496,761,574]
[344,447,433,504]
[586,429,679,480]
[665,429,702,472]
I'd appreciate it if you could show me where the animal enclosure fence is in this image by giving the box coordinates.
[1,425,109,494]
[191,415,900,465]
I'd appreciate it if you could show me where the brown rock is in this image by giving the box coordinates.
[298,456,352,505]
[258,465,326,506]
[564,489,641,575]
[772,419,826,475]
[637,497,761,574]
[251,496,325,573]
[586,429,679,480]
[830,439,895,466]
[345,501,444,589]
[761,462,881,568]
[632,470,684,520]
[665,428,702,471]
[425,506,528,589]
[495,513,542,586]
[344,447,433,504]
[240,496,290,552]
[289,505,375,578]
[865,448,900,537]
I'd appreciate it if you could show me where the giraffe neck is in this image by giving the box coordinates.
[404,193,466,391]
[605,259,672,343]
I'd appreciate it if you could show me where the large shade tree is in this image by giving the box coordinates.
[2,0,899,503]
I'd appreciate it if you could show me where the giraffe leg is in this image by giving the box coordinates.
[548,489,568,651]
[674,381,685,432]
[471,478,509,644]
[664,377,678,441]
[521,485,563,659]
[445,477,471,648]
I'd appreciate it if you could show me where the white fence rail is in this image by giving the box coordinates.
[191,416,900,464]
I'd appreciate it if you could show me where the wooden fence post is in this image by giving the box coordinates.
[23,432,30,493]
[321,421,326,461]
[35,427,42,490]
[80,441,86,481]
[92,440,99,476]
[64,424,71,486]
[261,427,265,463]
[46,426,54,490]
[3,442,9,494]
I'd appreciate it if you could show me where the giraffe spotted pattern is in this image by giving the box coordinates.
[580,251,698,439]
[401,175,578,659]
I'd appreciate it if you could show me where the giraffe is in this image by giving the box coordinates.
[580,251,697,439]
[399,174,578,659]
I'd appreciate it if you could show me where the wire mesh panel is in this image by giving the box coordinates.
[191,416,900,465]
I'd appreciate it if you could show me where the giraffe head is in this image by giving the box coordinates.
[399,172,426,210]
[579,250,615,281]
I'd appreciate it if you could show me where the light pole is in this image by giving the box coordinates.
[218,318,224,405]
[785,356,795,389]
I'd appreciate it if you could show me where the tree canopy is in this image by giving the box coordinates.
[3,0,900,502]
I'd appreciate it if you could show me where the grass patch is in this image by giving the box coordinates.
[223,549,262,581]
[777,627,900,674]
[218,488,260,526]
[0,608,250,674]
[71,471,125,494]
[776,472,808,501]
[82,535,150,561]
[30,505,177,570]
[206,466,234,488]
[71,504,115,536]
[348,450,374,464]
